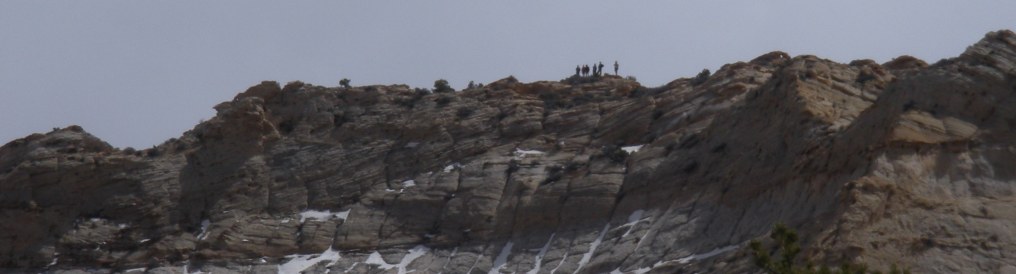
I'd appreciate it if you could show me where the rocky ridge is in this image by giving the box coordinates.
[1,30,1015,273]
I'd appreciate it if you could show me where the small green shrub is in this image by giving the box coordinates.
[652,109,665,120]
[507,159,520,173]
[435,95,453,108]
[692,69,711,86]
[750,223,910,274]
[278,120,295,133]
[601,145,629,164]
[146,146,161,158]
[394,97,417,109]
[539,90,569,109]
[456,107,474,119]
[542,165,564,185]
[565,161,583,172]
[495,111,509,121]
[333,113,349,127]
[434,79,455,93]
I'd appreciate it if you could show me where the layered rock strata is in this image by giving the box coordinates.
[1,30,1015,273]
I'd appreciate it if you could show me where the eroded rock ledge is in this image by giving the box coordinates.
[1,30,1015,274]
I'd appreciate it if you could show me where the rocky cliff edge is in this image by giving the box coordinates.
[2,30,1015,273]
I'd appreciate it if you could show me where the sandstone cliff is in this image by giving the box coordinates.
[1,30,1015,273]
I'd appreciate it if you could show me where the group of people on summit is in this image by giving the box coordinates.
[576,61,619,77]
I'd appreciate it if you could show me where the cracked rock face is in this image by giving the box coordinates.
[2,30,1016,273]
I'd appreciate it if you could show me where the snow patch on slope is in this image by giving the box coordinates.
[196,219,211,240]
[620,209,647,237]
[513,148,544,159]
[365,245,430,274]
[525,234,555,274]
[621,145,644,153]
[489,241,514,274]
[573,223,610,274]
[277,248,341,274]
[401,179,416,188]
[444,163,462,173]
[676,245,738,264]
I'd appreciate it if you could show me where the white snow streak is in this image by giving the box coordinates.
[621,145,644,154]
[525,234,555,274]
[466,255,483,273]
[489,241,514,274]
[437,247,459,274]
[343,262,360,272]
[620,209,646,238]
[364,245,430,274]
[399,245,431,273]
[549,252,568,274]
[402,179,417,188]
[676,245,739,264]
[573,223,610,274]
[443,163,462,173]
[336,209,351,220]
[513,148,545,159]
[277,247,341,274]
[609,266,653,274]
[196,219,211,240]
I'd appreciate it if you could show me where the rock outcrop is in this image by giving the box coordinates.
[1,30,1015,273]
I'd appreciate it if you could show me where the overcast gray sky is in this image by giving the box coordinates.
[2,1,1014,148]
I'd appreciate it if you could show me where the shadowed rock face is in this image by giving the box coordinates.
[1,30,1015,274]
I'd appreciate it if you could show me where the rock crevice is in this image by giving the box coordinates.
[2,30,1016,273]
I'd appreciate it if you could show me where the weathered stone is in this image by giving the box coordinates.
[3,30,1016,273]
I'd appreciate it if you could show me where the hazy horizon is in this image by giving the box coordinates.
[2,1,1014,148]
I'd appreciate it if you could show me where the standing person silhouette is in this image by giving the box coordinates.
[614,61,619,75]
[598,62,605,77]
[575,65,581,76]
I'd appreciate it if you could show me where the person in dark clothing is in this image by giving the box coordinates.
[598,62,605,76]
[576,65,581,76]
[592,63,599,76]
[614,61,619,75]
[582,65,590,76]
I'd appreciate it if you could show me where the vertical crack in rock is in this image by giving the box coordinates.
[5,30,1016,273]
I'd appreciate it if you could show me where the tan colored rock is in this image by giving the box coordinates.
[889,110,978,143]
[3,30,1016,274]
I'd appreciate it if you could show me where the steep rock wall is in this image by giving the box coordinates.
[0,30,1014,274]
